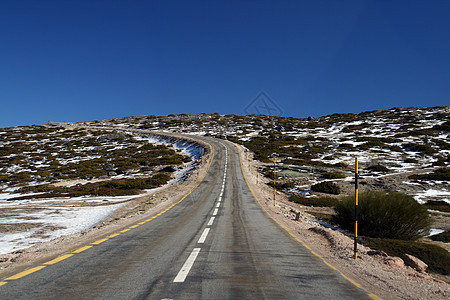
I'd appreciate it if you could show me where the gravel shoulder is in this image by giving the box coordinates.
[236,143,449,300]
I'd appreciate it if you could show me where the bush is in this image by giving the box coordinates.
[404,158,418,164]
[361,237,450,275]
[321,172,346,179]
[433,120,450,132]
[424,200,450,213]
[430,230,450,243]
[311,181,340,195]
[410,168,450,181]
[289,195,338,207]
[333,191,431,240]
[404,143,436,155]
[366,164,390,173]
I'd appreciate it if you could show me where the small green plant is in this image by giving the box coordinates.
[333,191,431,240]
[311,181,340,195]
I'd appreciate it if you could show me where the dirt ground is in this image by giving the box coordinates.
[1,140,449,300]
[238,144,449,300]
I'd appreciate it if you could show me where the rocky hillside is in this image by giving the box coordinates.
[86,106,449,207]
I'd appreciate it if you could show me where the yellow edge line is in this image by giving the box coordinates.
[44,254,74,265]
[91,238,109,245]
[5,266,46,281]
[0,141,216,285]
[233,143,380,299]
[341,274,362,288]
[72,245,93,254]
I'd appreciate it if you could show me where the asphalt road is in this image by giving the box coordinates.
[0,138,371,299]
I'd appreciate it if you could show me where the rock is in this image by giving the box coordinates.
[0,257,9,263]
[103,164,115,171]
[402,254,428,273]
[108,171,117,176]
[384,257,405,268]
[367,250,388,257]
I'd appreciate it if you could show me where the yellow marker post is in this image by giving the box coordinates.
[273,158,277,206]
[354,157,359,260]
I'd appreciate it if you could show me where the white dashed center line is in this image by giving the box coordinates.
[174,145,228,284]
[198,228,210,244]
[173,248,201,283]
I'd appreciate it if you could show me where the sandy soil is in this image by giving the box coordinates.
[237,144,449,300]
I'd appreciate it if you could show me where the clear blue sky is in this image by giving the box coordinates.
[1,1,449,127]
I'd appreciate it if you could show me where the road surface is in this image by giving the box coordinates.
[0,138,371,299]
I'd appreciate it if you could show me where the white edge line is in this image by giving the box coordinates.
[173,248,201,283]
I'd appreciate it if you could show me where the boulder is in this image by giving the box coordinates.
[402,254,428,273]
[384,257,405,268]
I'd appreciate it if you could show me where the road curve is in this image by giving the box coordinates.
[0,137,372,299]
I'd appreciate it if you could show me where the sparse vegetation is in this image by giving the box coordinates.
[0,126,190,186]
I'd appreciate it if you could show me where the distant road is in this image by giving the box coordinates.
[0,137,371,299]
